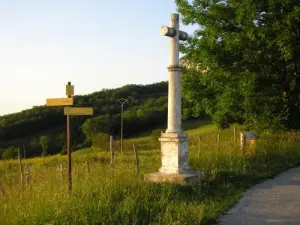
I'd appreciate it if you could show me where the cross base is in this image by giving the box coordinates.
[144,171,208,184]
[144,132,209,184]
[158,132,189,174]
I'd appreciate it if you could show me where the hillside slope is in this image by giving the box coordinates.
[0,82,168,158]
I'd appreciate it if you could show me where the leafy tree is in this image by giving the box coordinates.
[39,136,49,156]
[176,0,300,131]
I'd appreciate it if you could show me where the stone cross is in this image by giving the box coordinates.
[145,13,206,183]
[161,13,188,134]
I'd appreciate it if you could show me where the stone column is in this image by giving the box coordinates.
[166,14,182,134]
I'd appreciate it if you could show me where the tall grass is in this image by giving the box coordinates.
[1,124,300,224]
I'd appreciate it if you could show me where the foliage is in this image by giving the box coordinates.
[176,0,300,131]
[39,136,49,156]
[1,147,19,160]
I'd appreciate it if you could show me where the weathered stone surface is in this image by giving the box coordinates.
[159,132,189,174]
[241,132,256,140]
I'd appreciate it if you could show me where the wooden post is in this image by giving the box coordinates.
[234,127,236,143]
[57,164,63,181]
[240,132,246,151]
[66,82,72,193]
[217,134,220,145]
[47,81,92,194]
[110,135,114,166]
[25,165,30,185]
[66,112,72,193]
[18,148,24,189]
[133,143,140,174]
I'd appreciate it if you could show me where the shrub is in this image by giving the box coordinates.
[1,147,19,160]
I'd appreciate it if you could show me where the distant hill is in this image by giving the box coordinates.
[0,82,169,158]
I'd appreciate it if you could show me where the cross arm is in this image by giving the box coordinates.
[161,26,176,37]
[160,26,188,41]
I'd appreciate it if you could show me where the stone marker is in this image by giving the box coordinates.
[145,13,207,184]
[241,132,257,152]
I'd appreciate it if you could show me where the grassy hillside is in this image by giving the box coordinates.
[0,82,169,158]
[1,120,300,224]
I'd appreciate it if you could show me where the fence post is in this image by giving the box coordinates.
[133,143,140,174]
[57,164,63,181]
[240,132,246,152]
[233,127,236,143]
[234,127,236,146]
[25,165,30,185]
[110,135,114,166]
[18,149,24,189]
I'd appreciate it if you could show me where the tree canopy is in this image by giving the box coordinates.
[176,0,300,131]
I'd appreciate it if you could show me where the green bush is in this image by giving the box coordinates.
[1,147,19,160]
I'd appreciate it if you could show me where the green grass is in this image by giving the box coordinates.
[1,120,300,224]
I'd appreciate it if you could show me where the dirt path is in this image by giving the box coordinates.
[220,167,300,225]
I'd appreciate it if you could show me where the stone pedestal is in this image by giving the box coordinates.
[145,132,207,184]
[159,132,189,174]
[144,171,208,184]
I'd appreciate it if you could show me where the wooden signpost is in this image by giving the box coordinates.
[46,82,93,193]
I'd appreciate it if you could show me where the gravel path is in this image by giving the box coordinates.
[219,167,300,225]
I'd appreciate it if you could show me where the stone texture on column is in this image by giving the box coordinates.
[166,66,183,133]
[166,13,182,134]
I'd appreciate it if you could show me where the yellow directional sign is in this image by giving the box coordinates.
[46,98,73,106]
[66,84,74,96]
[64,107,93,116]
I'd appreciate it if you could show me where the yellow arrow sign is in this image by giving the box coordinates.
[46,98,73,106]
[64,107,93,116]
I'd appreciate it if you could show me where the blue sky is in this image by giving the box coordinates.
[0,0,194,116]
